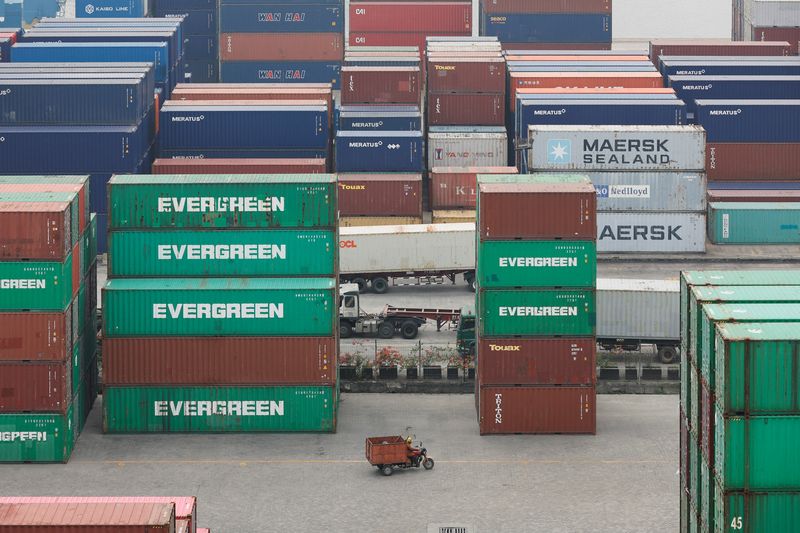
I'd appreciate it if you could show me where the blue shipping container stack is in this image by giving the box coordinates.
[154,0,219,82]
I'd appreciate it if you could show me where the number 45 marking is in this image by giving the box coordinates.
[731,517,743,530]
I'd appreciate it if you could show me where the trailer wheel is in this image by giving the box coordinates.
[377,322,395,339]
[400,320,419,339]
[465,273,476,292]
[351,278,367,293]
[339,321,353,339]
[657,345,679,364]
[381,465,393,476]
[371,277,389,294]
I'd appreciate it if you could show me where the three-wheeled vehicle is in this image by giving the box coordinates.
[365,436,434,476]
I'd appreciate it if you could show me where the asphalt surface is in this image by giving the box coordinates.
[0,394,678,533]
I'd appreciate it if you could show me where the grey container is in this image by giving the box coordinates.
[744,0,800,26]
[527,125,706,172]
[428,126,508,169]
[597,278,680,342]
[589,172,706,211]
[598,211,706,253]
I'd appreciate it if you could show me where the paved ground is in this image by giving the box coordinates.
[0,394,677,532]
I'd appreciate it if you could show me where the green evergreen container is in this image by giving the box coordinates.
[478,288,595,336]
[715,323,800,415]
[689,429,701,523]
[477,240,596,288]
[0,254,76,311]
[690,363,700,434]
[108,229,336,277]
[0,405,75,463]
[103,385,337,433]
[102,277,336,337]
[709,202,800,244]
[83,214,97,275]
[108,174,336,229]
[714,487,800,533]
[701,455,713,533]
[0,191,81,247]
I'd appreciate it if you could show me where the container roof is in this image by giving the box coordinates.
[702,303,800,321]
[717,322,800,341]
[104,277,336,291]
[692,286,800,301]
[109,174,336,185]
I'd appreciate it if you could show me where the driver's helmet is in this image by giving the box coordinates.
[405,436,413,445]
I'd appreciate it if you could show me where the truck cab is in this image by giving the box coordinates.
[456,306,476,357]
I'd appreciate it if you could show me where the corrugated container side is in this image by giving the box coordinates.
[0,309,73,361]
[588,172,706,211]
[340,67,420,104]
[708,202,800,244]
[428,133,508,169]
[426,58,505,93]
[220,32,343,61]
[429,167,517,209]
[477,338,596,385]
[0,407,75,463]
[348,2,472,33]
[0,202,71,260]
[481,0,611,14]
[649,39,791,64]
[477,240,596,288]
[0,502,175,529]
[478,386,596,434]
[596,278,679,341]
[427,93,504,125]
[339,216,423,227]
[337,174,422,217]
[479,288,596,337]
[597,211,706,253]
[152,158,327,174]
[706,143,800,180]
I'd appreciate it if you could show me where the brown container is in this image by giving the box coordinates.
[165,99,326,107]
[340,66,421,104]
[478,385,596,434]
[505,54,648,62]
[649,39,791,64]
[0,308,73,361]
[103,337,336,385]
[220,32,344,61]
[179,83,332,90]
[707,189,800,202]
[482,0,611,14]
[0,361,70,413]
[502,42,611,51]
[0,183,87,235]
[0,502,175,531]
[477,337,596,386]
[427,92,504,125]
[707,143,800,180]
[0,202,71,260]
[429,166,517,209]
[478,182,597,240]
[751,27,800,55]
[427,57,506,94]
[348,32,468,53]
[338,173,422,216]
[152,158,327,175]
[339,216,423,227]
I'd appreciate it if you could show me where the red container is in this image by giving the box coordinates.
[103,337,337,385]
[707,189,800,202]
[349,32,468,52]
[349,2,471,33]
[505,54,649,62]
[478,385,596,434]
[482,0,611,13]
[0,361,70,413]
[0,202,71,261]
[751,27,800,55]
[0,183,87,235]
[220,33,344,61]
[429,166,517,209]
[153,158,327,174]
[0,502,175,531]
[649,39,791,64]
[427,92,504,125]
[502,42,612,51]
[337,173,423,216]
[340,66,421,104]
[0,309,74,361]
[427,58,506,93]
[477,337,595,385]
[700,376,714,464]
[707,143,800,180]
[478,181,597,240]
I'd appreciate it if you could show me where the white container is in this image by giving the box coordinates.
[597,278,680,342]
[598,211,706,253]
[588,172,707,211]
[428,127,508,169]
[527,125,706,171]
[744,0,800,26]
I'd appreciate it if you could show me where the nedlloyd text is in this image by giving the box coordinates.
[153,303,284,319]
[499,306,578,317]
[0,279,45,289]
[498,257,577,268]
[157,244,286,261]
[0,431,47,442]
[157,196,285,213]
[154,400,284,417]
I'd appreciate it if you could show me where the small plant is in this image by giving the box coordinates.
[425,345,458,366]
[375,346,403,368]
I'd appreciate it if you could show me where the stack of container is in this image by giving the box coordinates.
[649,38,793,64]
[479,0,612,51]
[527,125,708,254]
[220,0,343,87]
[475,173,597,435]
[337,173,423,226]
[428,166,517,224]
[734,0,800,55]
[0,176,98,463]
[679,270,800,532]
[102,174,339,433]
[154,0,219,82]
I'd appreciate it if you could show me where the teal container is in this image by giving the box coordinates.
[681,345,691,415]
[690,362,700,437]
[0,404,76,463]
[0,253,77,311]
[477,240,596,288]
[102,277,336,337]
[709,202,800,244]
[108,174,337,229]
[83,214,97,276]
[714,487,800,533]
[478,288,595,336]
[689,429,701,526]
[108,229,336,277]
[103,385,337,433]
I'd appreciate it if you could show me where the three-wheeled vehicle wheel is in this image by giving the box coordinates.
[381,465,393,476]
[423,458,434,470]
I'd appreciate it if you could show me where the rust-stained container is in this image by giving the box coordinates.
[431,210,475,223]
[0,502,175,531]
[426,58,505,93]
[0,308,73,361]
[221,33,344,61]
[103,337,336,385]
[478,385,596,434]
[751,27,800,56]
[339,216,423,227]
[649,39,791,64]
[430,166,517,209]
[427,93,504,125]
[478,180,596,240]
[0,182,87,236]
[337,173,422,217]
[349,2,472,33]
[707,189,800,203]
[482,0,612,13]
[340,66,421,104]
[0,202,71,260]
[152,158,327,175]
[707,143,800,181]
[477,337,595,385]
[0,361,70,413]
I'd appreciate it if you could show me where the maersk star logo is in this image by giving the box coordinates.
[547,139,571,164]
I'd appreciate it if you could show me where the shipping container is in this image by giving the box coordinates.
[348,32,468,52]
[0,361,70,413]
[597,211,705,253]
[478,386,596,434]
[103,385,337,432]
[477,338,595,385]
[0,407,75,462]
[0,176,89,233]
[348,2,471,33]
[429,166,517,209]
[220,32,343,61]
[428,93,504,125]
[108,174,336,229]
[481,0,611,14]
[0,253,80,311]
[151,158,327,174]
[104,336,336,385]
[502,42,611,51]
[596,278,679,346]
[335,131,423,172]
[0,502,175,530]
[649,39,791,64]
[339,216,423,227]
[431,210,475,223]
[428,128,508,169]
[220,4,340,33]
[426,57,505,93]
[749,26,800,55]
[338,109,422,132]
[219,61,340,87]
[706,143,800,180]
[660,58,800,77]
[696,100,800,143]
[479,289,596,336]
[0,308,74,361]
[0,201,71,261]
[482,13,611,44]
[477,240,596,288]
[707,189,800,202]
[337,174,422,217]
[589,171,706,211]
[671,78,800,116]
[340,66,420,104]
[709,202,800,244]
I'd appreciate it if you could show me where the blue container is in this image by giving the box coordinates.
[669,75,800,114]
[339,109,422,132]
[0,37,10,62]
[220,60,340,88]
[0,5,22,28]
[19,0,58,24]
[517,93,677,103]
[695,100,800,143]
[481,13,611,43]
[95,212,108,254]
[183,59,218,82]
[89,173,112,214]
[154,0,215,8]
[220,4,341,33]
[661,59,800,77]
[75,0,147,17]
[154,9,216,35]
[708,181,800,190]
[335,131,423,172]
[159,103,329,151]
[184,35,217,60]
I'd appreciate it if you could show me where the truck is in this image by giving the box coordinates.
[339,223,476,293]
